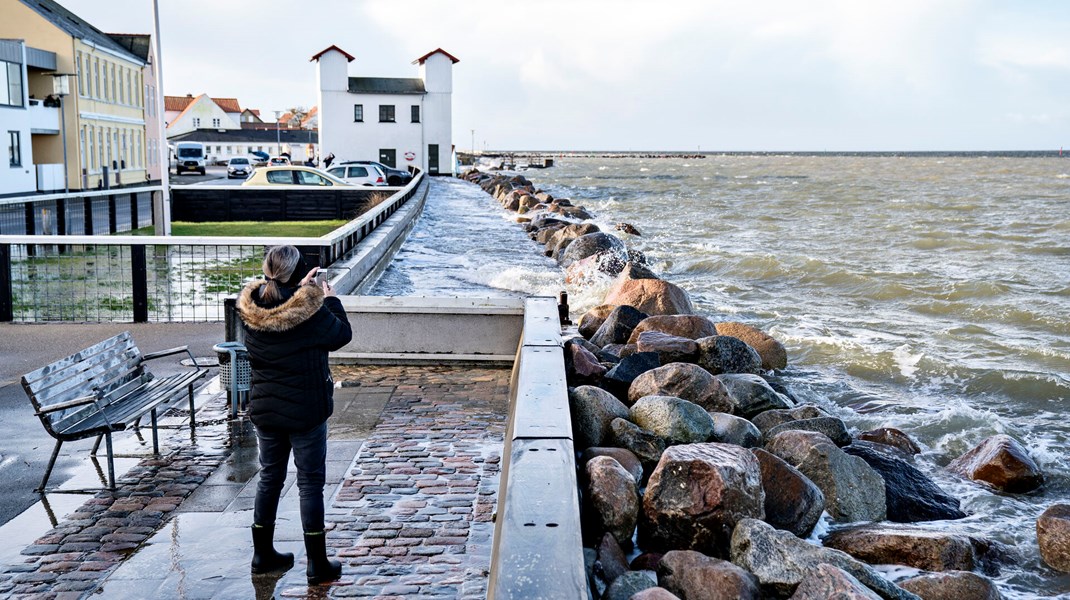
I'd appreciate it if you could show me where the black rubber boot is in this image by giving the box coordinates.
[304,531,342,584]
[251,524,294,574]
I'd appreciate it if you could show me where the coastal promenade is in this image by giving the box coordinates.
[0,329,510,599]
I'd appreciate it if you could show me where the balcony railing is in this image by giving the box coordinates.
[28,100,60,134]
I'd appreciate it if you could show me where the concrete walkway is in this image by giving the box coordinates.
[0,364,510,599]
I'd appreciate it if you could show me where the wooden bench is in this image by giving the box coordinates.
[21,332,207,492]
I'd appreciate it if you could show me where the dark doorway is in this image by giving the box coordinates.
[379,149,396,168]
[428,144,439,174]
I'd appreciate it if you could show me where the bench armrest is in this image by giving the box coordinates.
[141,346,189,361]
[35,394,98,416]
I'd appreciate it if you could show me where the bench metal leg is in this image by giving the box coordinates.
[104,433,116,491]
[36,439,63,493]
[90,434,103,456]
[188,383,197,434]
[150,408,159,455]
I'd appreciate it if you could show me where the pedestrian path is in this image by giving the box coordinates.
[0,365,510,599]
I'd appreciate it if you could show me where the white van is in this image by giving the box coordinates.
[174,142,207,175]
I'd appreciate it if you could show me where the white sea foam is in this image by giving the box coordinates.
[892,344,924,378]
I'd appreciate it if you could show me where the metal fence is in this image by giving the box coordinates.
[0,188,157,236]
[0,173,425,322]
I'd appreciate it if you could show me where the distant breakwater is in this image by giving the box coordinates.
[459,167,1068,598]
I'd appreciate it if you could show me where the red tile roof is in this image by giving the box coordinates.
[164,94,241,113]
[310,45,355,63]
[413,48,459,65]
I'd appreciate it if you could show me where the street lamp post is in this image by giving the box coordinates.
[50,73,75,196]
[274,110,282,156]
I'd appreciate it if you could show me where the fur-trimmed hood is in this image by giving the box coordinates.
[238,280,325,333]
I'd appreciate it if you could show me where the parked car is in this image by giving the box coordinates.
[268,156,291,166]
[241,166,352,187]
[250,150,270,166]
[326,164,387,186]
[227,157,253,179]
[338,160,412,186]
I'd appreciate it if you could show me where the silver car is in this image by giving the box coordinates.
[227,157,252,179]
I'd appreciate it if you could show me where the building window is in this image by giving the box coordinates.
[1,61,23,106]
[110,64,117,102]
[353,104,363,122]
[94,58,100,99]
[411,105,420,123]
[379,105,395,123]
[126,71,132,105]
[212,118,220,128]
[193,117,201,128]
[102,62,109,101]
[8,131,21,166]
[76,53,84,95]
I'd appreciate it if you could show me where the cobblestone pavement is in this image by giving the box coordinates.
[0,365,511,599]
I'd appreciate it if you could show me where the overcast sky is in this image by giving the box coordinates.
[55,0,1070,151]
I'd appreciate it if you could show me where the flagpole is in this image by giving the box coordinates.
[152,0,171,235]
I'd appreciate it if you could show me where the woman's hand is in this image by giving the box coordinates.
[322,280,335,297]
[299,266,319,287]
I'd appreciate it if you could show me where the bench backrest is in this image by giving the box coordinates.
[21,332,145,435]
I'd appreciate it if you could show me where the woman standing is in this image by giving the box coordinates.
[238,245,352,584]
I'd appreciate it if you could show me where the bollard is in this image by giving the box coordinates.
[557,290,572,326]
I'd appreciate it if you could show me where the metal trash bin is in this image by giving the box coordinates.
[213,342,250,417]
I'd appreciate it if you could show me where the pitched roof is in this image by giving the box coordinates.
[348,77,425,95]
[164,94,242,114]
[310,45,355,63]
[168,128,319,144]
[17,0,144,64]
[213,97,241,113]
[300,106,318,127]
[413,48,459,65]
[107,34,151,61]
[167,94,208,129]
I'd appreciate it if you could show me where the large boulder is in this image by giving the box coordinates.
[546,222,600,252]
[630,588,681,600]
[766,430,887,523]
[729,519,921,600]
[709,413,762,448]
[595,532,629,588]
[629,315,718,344]
[618,261,659,281]
[843,442,966,522]
[764,416,852,447]
[696,336,763,375]
[897,571,1003,600]
[604,278,695,316]
[751,448,825,538]
[585,456,640,547]
[716,374,794,418]
[947,434,1044,493]
[603,571,656,600]
[566,340,607,385]
[609,418,666,476]
[628,363,734,412]
[580,304,618,339]
[751,404,831,434]
[591,305,650,348]
[533,223,567,244]
[640,443,764,556]
[1037,503,1070,572]
[582,447,644,485]
[635,331,700,365]
[604,352,662,398]
[630,396,716,445]
[657,550,760,600]
[569,386,630,450]
[823,524,1002,574]
[857,427,921,457]
[790,563,882,599]
[559,232,627,268]
[714,322,788,371]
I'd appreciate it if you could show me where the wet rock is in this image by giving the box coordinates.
[766,430,887,523]
[619,261,659,281]
[609,418,666,475]
[535,191,554,202]
[526,214,570,232]
[1037,503,1070,572]
[592,305,650,348]
[710,413,762,448]
[657,549,760,600]
[566,251,632,284]
[714,322,788,371]
[640,443,764,556]
[519,194,541,211]
[567,341,607,384]
[546,222,601,254]
[567,336,603,356]
[857,427,921,457]
[947,434,1043,493]
[582,447,644,484]
[628,363,733,412]
[696,336,763,375]
[630,396,715,445]
[534,223,567,244]
[585,456,640,547]
[729,518,920,600]
[580,304,619,340]
[630,588,681,600]
[823,524,1002,574]
[630,552,665,571]
[843,442,966,522]
[635,331,701,365]
[569,385,630,450]
[790,563,883,599]
[628,314,718,344]
[604,352,662,398]
[598,344,625,363]
[716,374,794,418]
[616,222,642,236]
[764,417,852,447]
[604,278,695,316]
[585,546,601,597]
[897,571,1003,600]
[596,531,630,587]
[605,571,657,600]
[558,205,595,220]
[619,344,639,358]
[751,404,831,434]
[751,448,825,538]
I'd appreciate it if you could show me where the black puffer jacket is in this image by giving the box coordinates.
[237,280,352,432]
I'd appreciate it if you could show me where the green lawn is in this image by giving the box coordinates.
[128,220,347,237]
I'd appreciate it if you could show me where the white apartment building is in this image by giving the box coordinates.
[314,45,456,175]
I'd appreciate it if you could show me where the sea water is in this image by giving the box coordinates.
[373,156,1070,597]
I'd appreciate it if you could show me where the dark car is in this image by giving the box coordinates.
[338,160,412,186]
